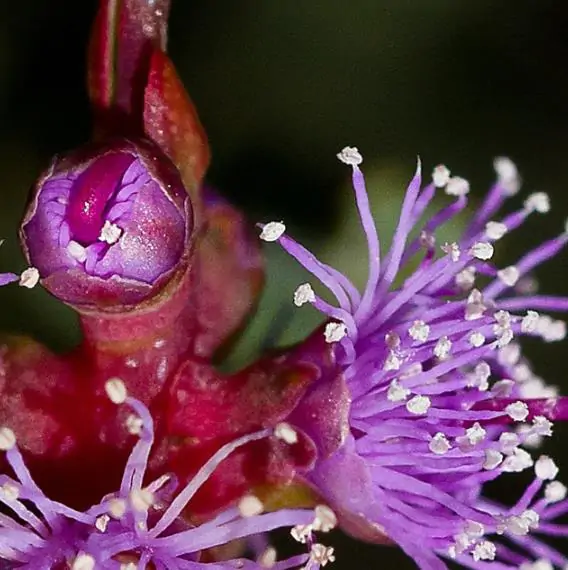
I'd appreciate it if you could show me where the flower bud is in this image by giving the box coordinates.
[20,138,192,309]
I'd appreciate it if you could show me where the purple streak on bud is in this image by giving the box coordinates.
[20,138,192,308]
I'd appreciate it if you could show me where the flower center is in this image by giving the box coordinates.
[66,152,135,245]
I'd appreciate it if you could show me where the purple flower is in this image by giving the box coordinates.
[0,378,334,570]
[264,147,568,569]
[20,138,193,309]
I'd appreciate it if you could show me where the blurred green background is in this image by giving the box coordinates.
[0,1,567,567]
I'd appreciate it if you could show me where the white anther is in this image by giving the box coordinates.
[309,544,336,567]
[383,351,402,371]
[494,157,521,195]
[532,416,553,437]
[399,363,423,379]
[238,495,264,517]
[545,481,567,503]
[108,498,127,519]
[406,395,431,415]
[483,449,504,470]
[95,514,110,532]
[71,553,95,570]
[67,240,87,262]
[445,176,470,197]
[432,164,451,187]
[492,379,514,397]
[502,448,533,472]
[506,510,539,536]
[408,320,430,343]
[313,505,338,532]
[99,220,123,244]
[535,456,559,480]
[19,267,40,289]
[466,361,491,391]
[441,242,460,262]
[505,401,529,422]
[387,379,410,402]
[497,343,521,366]
[468,332,486,348]
[274,422,298,444]
[469,242,494,260]
[499,432,520,455]
[294,283,315,307]
[520,561,554,570]
[464,520,485,538]
[485,221,508,240]
[455,266,476,290]
[291,524,313,543]
[497,266,520,287]
[433,336,452,360]
[429,433,451,455]
[0,482,20,501]
[125,414,143,435]
[337,146,363,166]
[260,222,286,242]
[521,310,540,333]
[472,540,496,562]
[130,488,154,512]
[324,322,347,343]
[105,378,127,404]
[465,423,486,445]
[465,289,486,321]
[524,192,550,214]
[259,547,277,568]
[0,427,16,451]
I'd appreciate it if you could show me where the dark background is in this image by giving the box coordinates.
[0,2,567,568]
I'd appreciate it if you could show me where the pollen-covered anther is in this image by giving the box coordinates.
[472,540,496,562]
[406,395,431,415]
[0,426,16,451]
[67,240,87,263]
[544,481,567,503]
[506,510,540,536]
[238,495,264,517]
[497,265,520,287]
[521,310,540,333]
[71,553,96,570]
[294,283,316,307]
[483,449,504,470]
[387,379,410,402]
[259,547,277,569]
[0,481,20,501]
[291,524,313,543]
[408,320,430,343]
[485,221,508,240]
[433,336,452,360]
[19,266,40,288]
[324,321,347,343]
[535,455,559,480]
[455,266,476,290]
[429,433,451,455]
[95,514,110,532]
[524,192,550,214]
[468,332,486,348]
[499,432,520,455]
[502,448,534,473]
[494,156,521,195]
[130,488,154,512]
[466,361,491,391]
[532,416,553,437]
[441,242,460,262]
[108,497,127,519]
[105,378,128,404]
[432,164,450,187]
[464,520,485,538]
[505,401,529,422]
[125,414,143,435]
[383,351,402,371]
[260,221,286,242]
[313,505,338,532]
[274,422,299,444]
[98,220,122,244]
[445,176,470,197]
[465,289,487,321]
[337,146,363,166]
[309,544,336,567]
[469,241,494,260]
[120,564,137,570]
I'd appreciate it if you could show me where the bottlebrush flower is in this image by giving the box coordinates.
[0,379,330,569]
[19,138,192,309]
[263,147,568,569]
